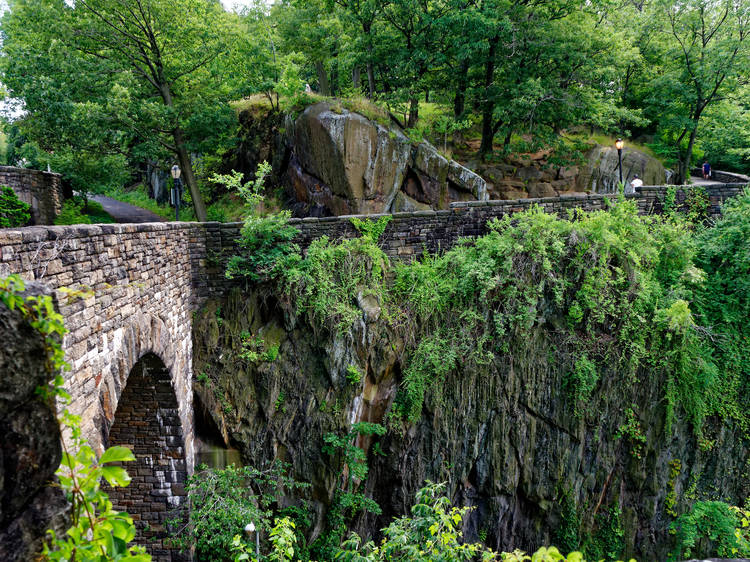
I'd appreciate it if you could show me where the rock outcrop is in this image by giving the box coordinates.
[235,102,487,216]
[576,145,668,193]
[0,283,68,561]
[193,288,749,561]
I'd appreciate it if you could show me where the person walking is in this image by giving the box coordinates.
[702,161,711,180]
[631,174,643,189]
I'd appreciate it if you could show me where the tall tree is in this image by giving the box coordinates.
[652,0,750,183]
[2,0,247,221]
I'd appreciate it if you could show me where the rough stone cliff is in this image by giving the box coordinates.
[0,283,68,561]
[192,288,749,561]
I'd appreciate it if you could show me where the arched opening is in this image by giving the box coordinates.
[105,352,188,561]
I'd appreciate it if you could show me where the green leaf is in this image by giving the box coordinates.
[100,446,135,464]
[101,466,132,487]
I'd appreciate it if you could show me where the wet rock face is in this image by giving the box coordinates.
[0,283,68,561]
[194,289,749,561]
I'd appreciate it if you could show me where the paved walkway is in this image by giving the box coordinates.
[689,176,725,186]
[92,195,166,224]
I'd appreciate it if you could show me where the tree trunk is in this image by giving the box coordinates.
[363,22,376,98]
[407,97,419,128]
[479,36,499,156]
[352,67,361,90]
[680,125,699,185]
[158,82,207,222]
[453,59,469,118]
[366,61,376,98]
[315,61,331,96]
[174,127,207,222]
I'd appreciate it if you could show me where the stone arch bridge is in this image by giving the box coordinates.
[0,183,745,559]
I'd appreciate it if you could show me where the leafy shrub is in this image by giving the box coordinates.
[284,232,389,334]
[670,501,749,559]
[0,185,30,227]
[336,481,498,561]
[223,163,300,282]
[55,197,115,225]
[346,365,362,385]
[167,462,308,561]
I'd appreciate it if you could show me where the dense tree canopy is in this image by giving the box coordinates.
[1,0,749,211]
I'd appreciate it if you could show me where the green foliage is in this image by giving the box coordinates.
[55,197,115,225]
[692,188,750,432]
[665,459,682,518]
[44,413,149,562]
[350,215,392,242]
[1,275,146,561]
[615,407,647,461]
[0,185,31,227]
[565,355,599,417]
[284,230,389,335]
[346,365,362,385]
[269,517,298,562]
[670,501,750,559]
[0,275,68,375]
[167,462,308,562]
[238,332,279,363]
[336,482,498,561]
[226,163,300,282]
[581,506,625,562]
[554,493,581,555]
[315,423,386,558]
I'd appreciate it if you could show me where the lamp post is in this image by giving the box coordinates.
[170,165,182,221]
[615,138,624,186]
[244,522,259,560]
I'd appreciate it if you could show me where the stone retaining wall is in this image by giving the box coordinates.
[0,166,63,225]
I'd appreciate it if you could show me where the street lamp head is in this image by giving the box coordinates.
[171,165,181,180]
[244,522,255,537]
[615,138,624,151]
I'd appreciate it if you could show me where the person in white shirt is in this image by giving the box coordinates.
[631,174,644,189]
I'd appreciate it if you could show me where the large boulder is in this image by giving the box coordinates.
[576,145,668,193]
[287,102,487,215]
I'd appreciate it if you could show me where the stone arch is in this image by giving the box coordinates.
[94,311,193,474]
[105,352,189,561]
[99,312,176,430]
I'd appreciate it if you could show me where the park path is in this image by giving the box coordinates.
[689,176,725,186]
[92,195,166,224]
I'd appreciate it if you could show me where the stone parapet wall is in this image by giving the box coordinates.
[195,184,748,292]
[0,166,63,225]
[690,167,750,184]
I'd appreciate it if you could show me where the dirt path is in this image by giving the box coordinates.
[92,195,166,223]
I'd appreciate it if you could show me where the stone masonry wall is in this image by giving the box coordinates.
[0,222,200,473]
[105,353,188,562]
[198,183,748,300]
[0,166,63,225]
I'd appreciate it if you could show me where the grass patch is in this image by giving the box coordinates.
[55,197,115,225]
